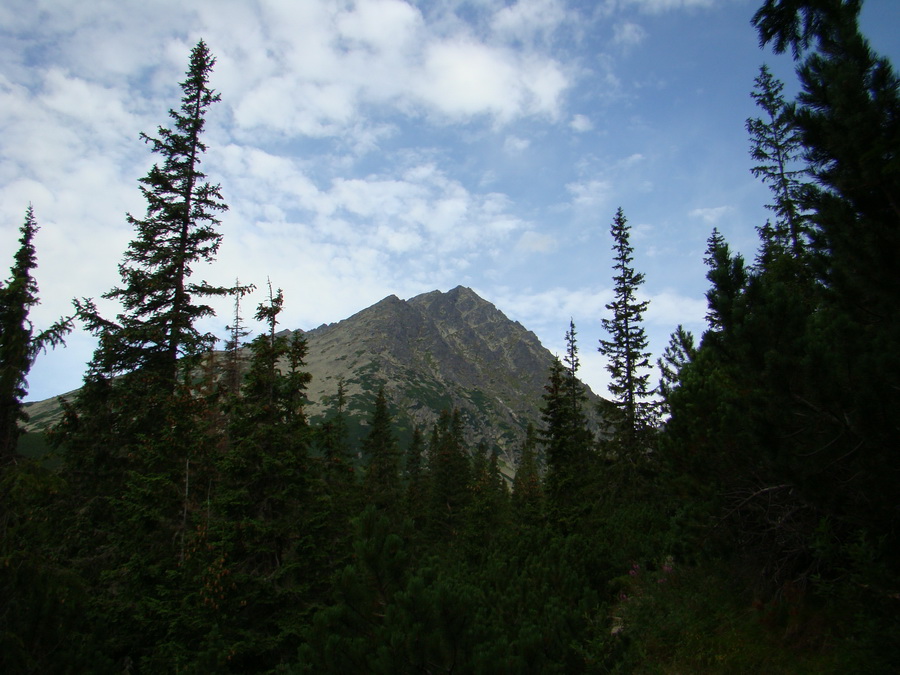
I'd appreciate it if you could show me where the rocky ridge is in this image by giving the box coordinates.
[23,286,605,468]
[299,285,603,465]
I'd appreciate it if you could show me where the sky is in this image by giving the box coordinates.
[2,0,899,403]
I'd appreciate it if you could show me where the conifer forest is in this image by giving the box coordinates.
[2,1,899,672]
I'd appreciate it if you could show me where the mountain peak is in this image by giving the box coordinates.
[299,287,603,465]
[24,287,603,471]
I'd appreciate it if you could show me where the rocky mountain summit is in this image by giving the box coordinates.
[300,285,603,464]
[24,286,604,468]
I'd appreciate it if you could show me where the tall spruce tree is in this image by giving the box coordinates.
[0,208,77,672]
[656,325,696,416]
[50,42,244,668]
[598,207,655,451]
[76,39,236,389]
[206,284,316,670]
[0,206,71,463]
[426,409,471,542]
[747,64,810,260]
[222,278,254,396]
[703,228,749,340]
[362,386,401,509]
[563,319,589,426]
[541,323,593,524]
[751,0,900,611]
[404,425,427,525]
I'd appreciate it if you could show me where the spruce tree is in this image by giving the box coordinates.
[0,207,78,672]
[563,319,589,426]
[50,42,244,668]
[511,423,543,526]
[703,228,749,340]
[362,386,401,509]
[0,206,71,462]
[426,409,471,542]
[404,426,428,525]
[598,207,655,451]
[222,278,254,396]
[656,325,696,416]
[76,40,237,388]
[752,0,900,604]
[204,283,318,669]
[320,377,352,474]
[541,323,593,524]
[746,64,810,259]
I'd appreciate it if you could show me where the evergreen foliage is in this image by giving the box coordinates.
[403,425,427,525]
[8,5,900,671]
[540,324,593,527]
[0,206,71,463]
[426,409,472,542]
[747,64,811,260]
[222,278,254,395]
[511,422,543,526]
[598,207,655,451]
[361,386,401,509]
[76,40,238,388]
[656,324,695,414]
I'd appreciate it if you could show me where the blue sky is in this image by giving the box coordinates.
[2,0,899,402]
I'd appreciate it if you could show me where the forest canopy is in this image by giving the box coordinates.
[2,1,899,671]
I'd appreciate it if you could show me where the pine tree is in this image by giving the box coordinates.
[76,40,238,389]
[404,426,428,526]
[49,42,244,668]
[752,0,900,602]
[362,386,401,509]
[464,441,509,554]
[0,213,79,671]
[320,377,351,472]
[656,325,696,415]
[753,0,900,322]
[427,409,471,542]
[563,319,589,426]
[598,207,655,451]
[541,322,593,523]
[703,228,749,340]
[0,206,71,463]
[222,278,254,396]
[511,423,543,526]
[205,284,317,669]
[747,64,810,259]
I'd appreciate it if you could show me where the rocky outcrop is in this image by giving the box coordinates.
[300,286,604,466]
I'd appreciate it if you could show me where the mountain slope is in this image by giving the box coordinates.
[23,286,605,468]
[300,285,603,464]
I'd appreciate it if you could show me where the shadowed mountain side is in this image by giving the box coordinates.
[22,286,606,470]
[300,286,605,467]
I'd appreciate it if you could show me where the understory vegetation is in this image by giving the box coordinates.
[2,2,898,672]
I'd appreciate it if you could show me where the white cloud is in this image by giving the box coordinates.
[570,113,593,132]
[491,0,568,45]
[209,0,570,136]
[494,286,614,329]
[415,40,568,123]
[515,230,558,254]
[335,0,424,52]
[613,21,647,47]
[567,179,613,208]
[689,205,732,224]
[621,0,716,12]
[504,135,531,153]
[645,288,707,326]
[631,222,655,240]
